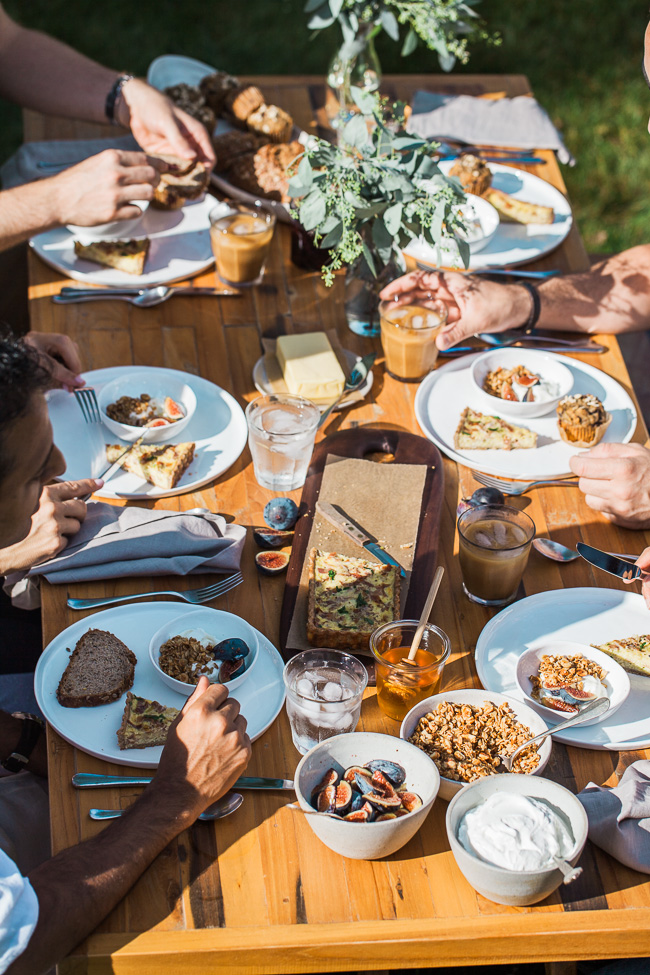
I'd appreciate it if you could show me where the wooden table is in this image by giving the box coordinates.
[25,75,650,974]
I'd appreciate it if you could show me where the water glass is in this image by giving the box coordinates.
[246,394,320,491]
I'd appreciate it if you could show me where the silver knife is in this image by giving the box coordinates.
[441,343,606,356]
[576,542,644,582]
[316,501,406,578]
[90,431,148,495]
[72,772,295,790]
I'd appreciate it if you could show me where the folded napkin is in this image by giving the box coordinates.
[407,91,574,166]
[6,503,245,585]
[578,761,650,873]
[0,135,140,190]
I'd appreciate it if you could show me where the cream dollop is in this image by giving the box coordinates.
[458,793,574,871]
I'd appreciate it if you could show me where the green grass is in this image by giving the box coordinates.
[2,0,650,254]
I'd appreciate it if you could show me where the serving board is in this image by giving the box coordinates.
[279,427,444,662]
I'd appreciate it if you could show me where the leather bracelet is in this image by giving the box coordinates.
[515,280,541,335]
[105,73,134,125]
[2,713,44,774]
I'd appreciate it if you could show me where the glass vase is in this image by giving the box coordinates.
[326,25,381,129]
[345,249,400,338]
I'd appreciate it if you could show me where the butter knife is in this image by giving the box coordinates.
[82,430,148,500]
[576,543,644,582]
[316,501,406,578]
[72,772,295,790]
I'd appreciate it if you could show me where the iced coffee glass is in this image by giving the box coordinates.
[210,201,276,287]
[458,504,535,607]
[379,299,447,382]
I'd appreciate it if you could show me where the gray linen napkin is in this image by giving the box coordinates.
[0,135,140,190]
[407,91,575,166]
[6,502,245,584]
[578,761,650,873]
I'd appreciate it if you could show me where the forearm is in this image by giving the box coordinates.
[10,786,196,975]
[0,182,62,250]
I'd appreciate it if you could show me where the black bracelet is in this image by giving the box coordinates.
[105,73,134,125]
[2,713,44,774]
[516,280,541,335]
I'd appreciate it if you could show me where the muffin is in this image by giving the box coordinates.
[448,153,492,196]
[253,141,303,202]
[164,83,216,132]
[199,71,239,114]
[226,153,271,199]
[556,394,612,447]
[246,103,294,144]
[224,85,265,126]
[212,131,270,173]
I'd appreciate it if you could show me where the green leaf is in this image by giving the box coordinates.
[455,236,471,269]
[350,87,377,115]
[297,154,313,188]
[320,221,343,248]
[372,217,394,263]
[299,190,327,231]
[361,240,377,276]
[383,202,403,236]
[341,114,369,150]
[401,27,418,57]
[304,0,327,11]
[379,9,399,41]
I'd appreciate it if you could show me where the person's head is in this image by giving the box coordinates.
[0,333,65,548]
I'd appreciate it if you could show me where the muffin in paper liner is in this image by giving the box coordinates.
[558,412,612,447]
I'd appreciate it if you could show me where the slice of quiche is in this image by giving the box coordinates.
[454,407,537,451]
[106,442,195,489]
[592,635,650,677]
[117,692,180,750]
[73,238,150,275]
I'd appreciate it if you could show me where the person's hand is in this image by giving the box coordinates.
[24,331,85,390]
[49,149,159,227]
[570,442,650,528]
[155,677,251,820]
[0,479,102,574]
[636,547,650,608]
[379,270,532,350]
[117,78,216,169]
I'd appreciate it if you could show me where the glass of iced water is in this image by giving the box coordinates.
[283,649,369,754]
[246,394,320,491]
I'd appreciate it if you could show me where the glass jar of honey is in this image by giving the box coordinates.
[370,620,451,722]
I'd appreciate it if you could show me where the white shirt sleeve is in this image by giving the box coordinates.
[0,849,38,973]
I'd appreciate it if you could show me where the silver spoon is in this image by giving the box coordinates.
[317,352,376,429]
[502,697,611,772]
[533,538,638,564]
[53,285,240,307]
[90,792,243,821]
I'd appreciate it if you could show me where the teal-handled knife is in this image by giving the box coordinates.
[316,501,406,578]
[72,772,294,790]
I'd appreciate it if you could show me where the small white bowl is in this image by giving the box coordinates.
[149,608,259,697]
[400,689,551,801]
[515,639,630,727]
[471,348,574,419]
[97,370,197,444]
[456,193,500,253]
[446,773,588,906]
[295,732,439,860]
[67,201,150,241]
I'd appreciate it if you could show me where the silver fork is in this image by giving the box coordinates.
[73,386,101,423]
[67,573,243,609]
[473,471,579,496]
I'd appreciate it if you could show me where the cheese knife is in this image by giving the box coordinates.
[576,543,645,582]
[80,430,149,500]
[72,772,295,790]
[316,501,406,578]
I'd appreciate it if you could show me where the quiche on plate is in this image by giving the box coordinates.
[454,407,537,451]
[105,442,195,489]
[117,692,180,750]
[73,238,150,275]
[592,635,650,678]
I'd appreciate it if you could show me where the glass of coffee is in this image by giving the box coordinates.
[370,620,451,722]
[379,299,447,382]
[210,201,276,287]
[457,504,535,607]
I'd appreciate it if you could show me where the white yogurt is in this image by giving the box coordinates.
[458,793,574,871]
[512,378,560,404]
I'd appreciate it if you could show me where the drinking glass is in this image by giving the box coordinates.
[379,299,447,382]
[283,649,369,754]
[246,394,320,491]
[370,620,451,721]
[458,504,535,607]
[209,201,276,287]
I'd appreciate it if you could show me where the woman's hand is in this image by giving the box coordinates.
[24,332,85,390]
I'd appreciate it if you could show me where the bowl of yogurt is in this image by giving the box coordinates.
[446,773,588,906]
[97,370,197,444]
[471,348,574,419]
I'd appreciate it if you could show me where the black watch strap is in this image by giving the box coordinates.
[105,74,134,124]
[515,280,541,335]
[2,714,44,774]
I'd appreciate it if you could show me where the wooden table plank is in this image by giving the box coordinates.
[23,75,650,972]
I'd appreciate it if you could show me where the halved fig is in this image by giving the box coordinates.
[398,792,423,813]
[376,813,397,822]
[363,791,402,811]
[219,658,245,682]
[344,808,371,822]
[344,765,369,786]
[164,396,184,420]
[253,527,294,550]
[370,770,398,800]
[365,760,406,788]
[310,768,339,807]
[334,781,353,813]
[255,551,289,575]
[352,770,374,794]
[317,784,337,814]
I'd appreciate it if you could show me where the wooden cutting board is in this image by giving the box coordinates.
[279,426,444,662]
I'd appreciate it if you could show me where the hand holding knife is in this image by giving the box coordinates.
[577,543,650,609]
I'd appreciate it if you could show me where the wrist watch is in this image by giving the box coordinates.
[2,713,45,773]
[105,73,134,125]
[514,280,541,335]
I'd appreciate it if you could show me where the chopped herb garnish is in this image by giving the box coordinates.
[337,606,348,613]
[355,594,367,608]
[328,569,336,580]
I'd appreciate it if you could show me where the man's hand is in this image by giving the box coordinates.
[379,270,531,350]
[570,443,650,529]
[49,149,159,227]
[24,331,84,390]
[117,78,216,169]
[0,479,102,575]
[636,547,650,609]
[154,677,251,821]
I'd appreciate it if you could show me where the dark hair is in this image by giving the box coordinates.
[0,332,51,481]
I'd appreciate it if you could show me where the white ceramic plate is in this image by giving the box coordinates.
[30,196,222,288]
[475,588,650,750]
[404,162,573,270]
[414,352,637,480]
[47,365,247,499]
[252,347,374,411]
[34,602,286,768]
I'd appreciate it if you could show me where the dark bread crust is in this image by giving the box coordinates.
[57,628,136,708]
[151,162,210,210]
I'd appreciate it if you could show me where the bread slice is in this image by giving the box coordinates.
[57,628,136,708]
[106,442,195,489]
[307,549,400,653]
[73,239,150,275]
[117,692,179,749]
[592,635,650,677]
[454,407,537,451]
[482,187,554,225]
[151,161,209,210]
[149,153,197,177]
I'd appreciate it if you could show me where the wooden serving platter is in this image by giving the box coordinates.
[279,426,444,661]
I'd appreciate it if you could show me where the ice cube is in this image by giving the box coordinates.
[493,521,508,546]
[475,530,498,549]
[321,681,343,702]
[296,678,314,697]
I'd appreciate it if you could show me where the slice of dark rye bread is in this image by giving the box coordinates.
[56,628,137,708]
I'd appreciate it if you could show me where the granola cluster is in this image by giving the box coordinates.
[556,394,607,429]
[158,635,216,685]
[530,653,606,692]
[408,700,540,782]
[483,365,539,401]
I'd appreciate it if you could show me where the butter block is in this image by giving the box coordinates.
[276,333,346,401]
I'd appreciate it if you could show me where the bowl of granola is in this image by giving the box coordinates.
[97,370,196,443]
[400,689,551,801]
[471,349,573,419]
[515,640,629,727]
